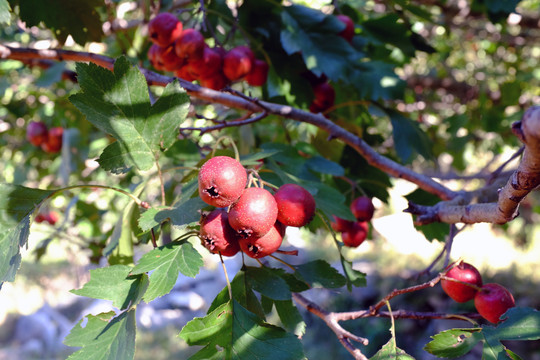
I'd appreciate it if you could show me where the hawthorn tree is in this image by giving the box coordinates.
[1,0,540,359]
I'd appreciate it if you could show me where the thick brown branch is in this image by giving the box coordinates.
[406,106,540,225]
[0,44,457,201]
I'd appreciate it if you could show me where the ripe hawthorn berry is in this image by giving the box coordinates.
[238,221,286,258]
[41,127,63,153]
[474,283,515,323]
[336,14,355,43]
[245,59,269,87]
[26,121,49,146]
[350,196,375,222]
[310,82,335,113]
[341,221,368,247]
[199,72,229,90]
[198,156,247,208]
[157,44,185,71]
[175,29,205,60]
[148,13,183,48]
[148,44,165,71]
[228,187,278,238]
[331,215,354,233]
[199,208,240,257]
[441,261,483,303]
[273,183,316,227]
[223,46,255,81]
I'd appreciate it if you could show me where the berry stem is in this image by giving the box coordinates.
[275,249,299,256]
[268,254,297,272]
[219,253,233,300]
[50,184,148,208]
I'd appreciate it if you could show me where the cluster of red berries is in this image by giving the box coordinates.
[197,156,316,259]
[26,121,63,153]
[441,260,515,323]
[307,14,354,115]
[35,211,59,225]
[147,12,269,90]
[331,196,374,248]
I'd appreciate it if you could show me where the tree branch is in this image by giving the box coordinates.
[406,106,540,225]
[0,44,457,201]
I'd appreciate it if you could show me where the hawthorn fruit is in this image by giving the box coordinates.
[273,183,316,227]
[228,187,278,238]
[336,14,355,43]
[148,13,183,48]
[198,156,247,208]
[41,127,63,153]
[441,261,483,303]
[223,46,255,81]
[474,283,515,323]
[175,28,205,60]
[245,59,269,86]
[350,196,375,222]
[26,121,49,146]
[199,209,240,257]
[238,221,286,258]
[341,221,368,247]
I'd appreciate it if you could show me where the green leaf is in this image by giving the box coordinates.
[0,184,54,288]
[341,258,367,290]
[138,196,205,233]
[17,0,103,45]
[405,188,450,242]
[424,328,483,358]
[274,299,306,337]
[294,260,346,288]
[281,5,358,82]
[0,0,11,25]
[311,182,355,222]
[305,156,344,176]
[70,265,148,309]
[239,149,282,166]
[131,241,203,302]
[388,110,432,164]
[179,299,305,360]
[64,310,136,360]
[69,57,190,173]
[245,266,291,301]
[361,14,416,57]
[208,269,266,319]
[370,338,416,359]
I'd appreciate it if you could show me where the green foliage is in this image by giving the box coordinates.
[13,0,103,45]
[70,57,190,173]
[179,299,305,360]
[64,310,137,360]
[0,0,10,25]
[131,241,203,302]
[425,308,540,359]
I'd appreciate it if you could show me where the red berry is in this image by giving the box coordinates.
[238,221,285,258]
[274,184,316,227]
[199,209,240,257]
[441,261,483,303]
[191,46,223,79]
[336,14,355,43]
[199,72,229,90]
[148,44,165,71]
[311,82,335,112]
[245,59,269,86]
[41,127,63,153]
[350,196,375,222]
[174,64,197,82]
[148,13,183,48]
[157,44,185,71]
[474,283,515,323]
[35,213,46,223]
[198,156,247,208]
[331,216,354,233]
[175,29,205,60]
[228,187,278,238]
[223,46,255,81]
[45,211,59,225]
[26,121,48,146]
[341,221,368,247]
